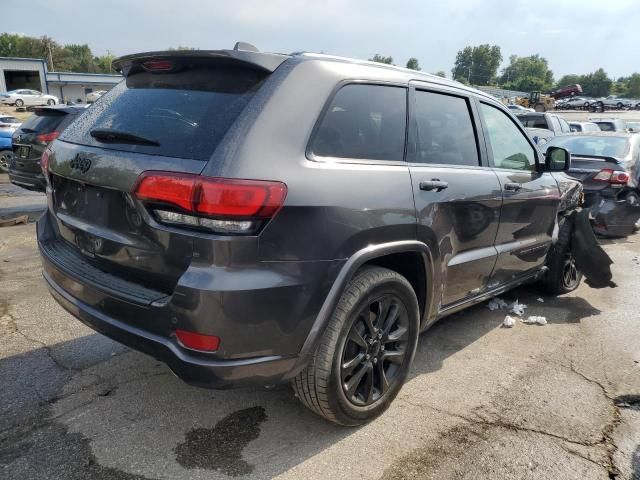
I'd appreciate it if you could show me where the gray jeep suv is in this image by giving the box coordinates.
[37,45,581,425]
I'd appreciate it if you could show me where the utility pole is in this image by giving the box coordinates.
[47,43,54,71]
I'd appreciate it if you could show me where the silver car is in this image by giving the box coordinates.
[599,96,635,109]
[0,89,59,107]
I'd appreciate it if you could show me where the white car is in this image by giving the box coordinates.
[0,89,59,107]
[86,90,107,103]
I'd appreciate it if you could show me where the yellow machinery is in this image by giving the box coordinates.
[516,91,555,112]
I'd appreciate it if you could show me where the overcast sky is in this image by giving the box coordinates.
[4,0,638,79]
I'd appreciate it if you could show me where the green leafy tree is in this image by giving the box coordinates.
[369,54,393,65]
[406,57,420,71]
[0,33,22,57]
[626,73,640,98]
[452,44,502,85]
[433,71,446,78]
[94,51,117,74]
[580,68,612,97]
[167,46,196,51]
[499,54,554,92]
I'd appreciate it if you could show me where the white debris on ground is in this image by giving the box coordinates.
[502,315,517,328]
[488,296,547,328]
[509,300,527,316]
[523,316,548,325]
[487,297,509,311]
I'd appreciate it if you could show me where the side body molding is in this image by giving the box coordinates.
[287,240,434,378]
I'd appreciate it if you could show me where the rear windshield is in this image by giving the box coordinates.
[594,122,615,131]
[18,111,66,134]
[0,116,20,124]
[517,115,549,129]
[545,135,630,158]
[60,65,267,160]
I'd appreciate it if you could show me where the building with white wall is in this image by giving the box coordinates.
[0,57,122,103]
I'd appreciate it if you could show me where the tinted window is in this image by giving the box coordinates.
[517,115,549,129]
[595,122,615,132]
[414,90,479,166]
[61,65,267,161]
[480,103,536,171]
[18,111,66,134]
[311,84,406,161]
[570,123,582,132]
[545,135,630,158]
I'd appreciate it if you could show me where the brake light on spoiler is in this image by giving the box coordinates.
[133,171,287,234]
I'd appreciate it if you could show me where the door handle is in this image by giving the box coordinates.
[504,182,522,192]
[419,179,449,192]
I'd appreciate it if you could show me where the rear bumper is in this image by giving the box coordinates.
[8,168,46,192]
[37,210,341,388]
[43,269,298,388]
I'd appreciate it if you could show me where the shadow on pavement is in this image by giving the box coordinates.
[0,284,602,480]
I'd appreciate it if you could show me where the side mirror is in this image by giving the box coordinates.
[545,146,571,172]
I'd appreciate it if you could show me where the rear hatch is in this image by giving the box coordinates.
[44,50,285,296]
[12,109,69,174]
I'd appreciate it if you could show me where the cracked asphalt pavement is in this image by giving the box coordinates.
[2,203,640,479]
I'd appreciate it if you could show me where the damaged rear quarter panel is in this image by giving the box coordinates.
[552,172,583,213]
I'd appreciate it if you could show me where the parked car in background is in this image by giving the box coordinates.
[562,97,596,110]
[0,115,21,131]
[626,121,640,133]
[516,112,571,145]
[86,90,107,103]
[569,122,601,133]
[551,84,582,99]
[507,104,534,113]
[8,105,87,191]
[591,118,628,132]
[36,46,592,426]
[0,129,13,171]
[544,132,640,237]
[0,89,59,107]
[599,96,635,109]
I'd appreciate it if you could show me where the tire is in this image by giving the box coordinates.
[47,99,55,106]
[617,102,624,109]
[0,150,13,172]
[292,266,419,426]
[14,99,24,107]
[542,218,583,294]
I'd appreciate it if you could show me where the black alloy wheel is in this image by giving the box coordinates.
[340,294,410,406]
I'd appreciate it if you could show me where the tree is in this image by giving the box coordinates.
[580,68,612,97]
[369,54,393,65]
[611,73,640,98]
[498,54,554,92]
[167,46,196,51]
[94,51,117,74]
[433,71,446,78]
[452,44,502,85]
[406,57,420,71]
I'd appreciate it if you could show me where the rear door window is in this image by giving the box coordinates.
[413,90,479,166]
[60,65,268,161]
[310,84,407,162]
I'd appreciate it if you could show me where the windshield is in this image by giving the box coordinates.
[545,135,630,158]
[17,111,66,134]
[60,65,267,161]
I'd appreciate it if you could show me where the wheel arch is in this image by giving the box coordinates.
[289,241,434,378]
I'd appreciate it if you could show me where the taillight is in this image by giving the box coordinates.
[40,149,51,182]
[593,168,629,185]
[175,329,220,352]
[36,131,60,144]
[133,171,287,234]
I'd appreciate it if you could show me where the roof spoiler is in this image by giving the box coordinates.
[112,43,287,75]
[571,154,620,164]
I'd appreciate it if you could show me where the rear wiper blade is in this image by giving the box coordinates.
[90,128,160,146]
[19,128,36,133]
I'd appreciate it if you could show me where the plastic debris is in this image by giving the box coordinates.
[537,297,544,303]
[487,297,509,311]
[523,316,547,326]
[502,315,517,328]
[509,300,527,316]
